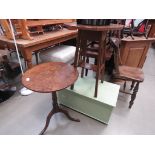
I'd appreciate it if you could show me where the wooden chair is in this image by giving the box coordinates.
[71,27,107,97]
[123,19,149,39]
[110,37,144,108]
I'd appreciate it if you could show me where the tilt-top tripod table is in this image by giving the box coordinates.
[22,62,80,135]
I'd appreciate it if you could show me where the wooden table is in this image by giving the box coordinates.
[64,22,124,32]
[22,62,80,135]
[0,28,77,69]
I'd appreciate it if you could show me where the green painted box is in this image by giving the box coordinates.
[58,77,120,124]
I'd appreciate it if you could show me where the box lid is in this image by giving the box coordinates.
[68,77,120,107]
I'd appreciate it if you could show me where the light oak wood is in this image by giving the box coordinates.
[0,19,13,39]
[26,19,75,27]
[120,36,155,68]
[0,19,75,40]
[17,20,33,40]
[0,28,77,68]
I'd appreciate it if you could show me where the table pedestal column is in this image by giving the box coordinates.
[39,91,80,135]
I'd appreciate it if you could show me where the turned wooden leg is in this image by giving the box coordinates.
[21,49,33,69]
[81,67,84,78]
[85,57,89,76]
[94,68,100,97]
[101,66,105,83]
[130,81,135,90]
[129,82,139,109]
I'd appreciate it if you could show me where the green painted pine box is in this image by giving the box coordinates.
[58,77,120,124]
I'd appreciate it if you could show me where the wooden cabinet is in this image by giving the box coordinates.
[148,19,155,38]
[120,37,155,68]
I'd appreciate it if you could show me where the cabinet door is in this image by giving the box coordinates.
[120,41,150,68]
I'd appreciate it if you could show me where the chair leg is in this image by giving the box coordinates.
[101,65,105,83]
[130,81,135,90]
[81,67,84,78]
[81,56,85,78]
[94,64,100,97]
[70,84,74,90]
[129,82,139,109]
[85,57,89,76]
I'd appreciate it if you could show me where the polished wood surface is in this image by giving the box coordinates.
[26,19,75,27]
[22,62,79,93]
[22,62,79,135]
[120,36,155,68]
[0,28,77,68]
[0,29,77,47]
[64,22,124,31]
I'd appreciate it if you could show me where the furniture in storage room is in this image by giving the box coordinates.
[0,24,77,69]
[0,19,75,40]
[120,37,155,68]
[67,23,123,97]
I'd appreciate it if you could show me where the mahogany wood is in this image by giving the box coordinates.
[22,62,80,135]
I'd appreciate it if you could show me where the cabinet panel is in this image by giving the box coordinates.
[120,38,154,68]
[124,47,146,67]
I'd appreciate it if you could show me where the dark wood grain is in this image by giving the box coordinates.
[64,23,124,31]
[22,62,79,135]
[22,62,79,93]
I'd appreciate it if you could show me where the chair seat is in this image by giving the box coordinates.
[114,65,144,82]
[39,45,76,64]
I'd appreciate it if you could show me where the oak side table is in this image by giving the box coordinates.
[22,62,80,135]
